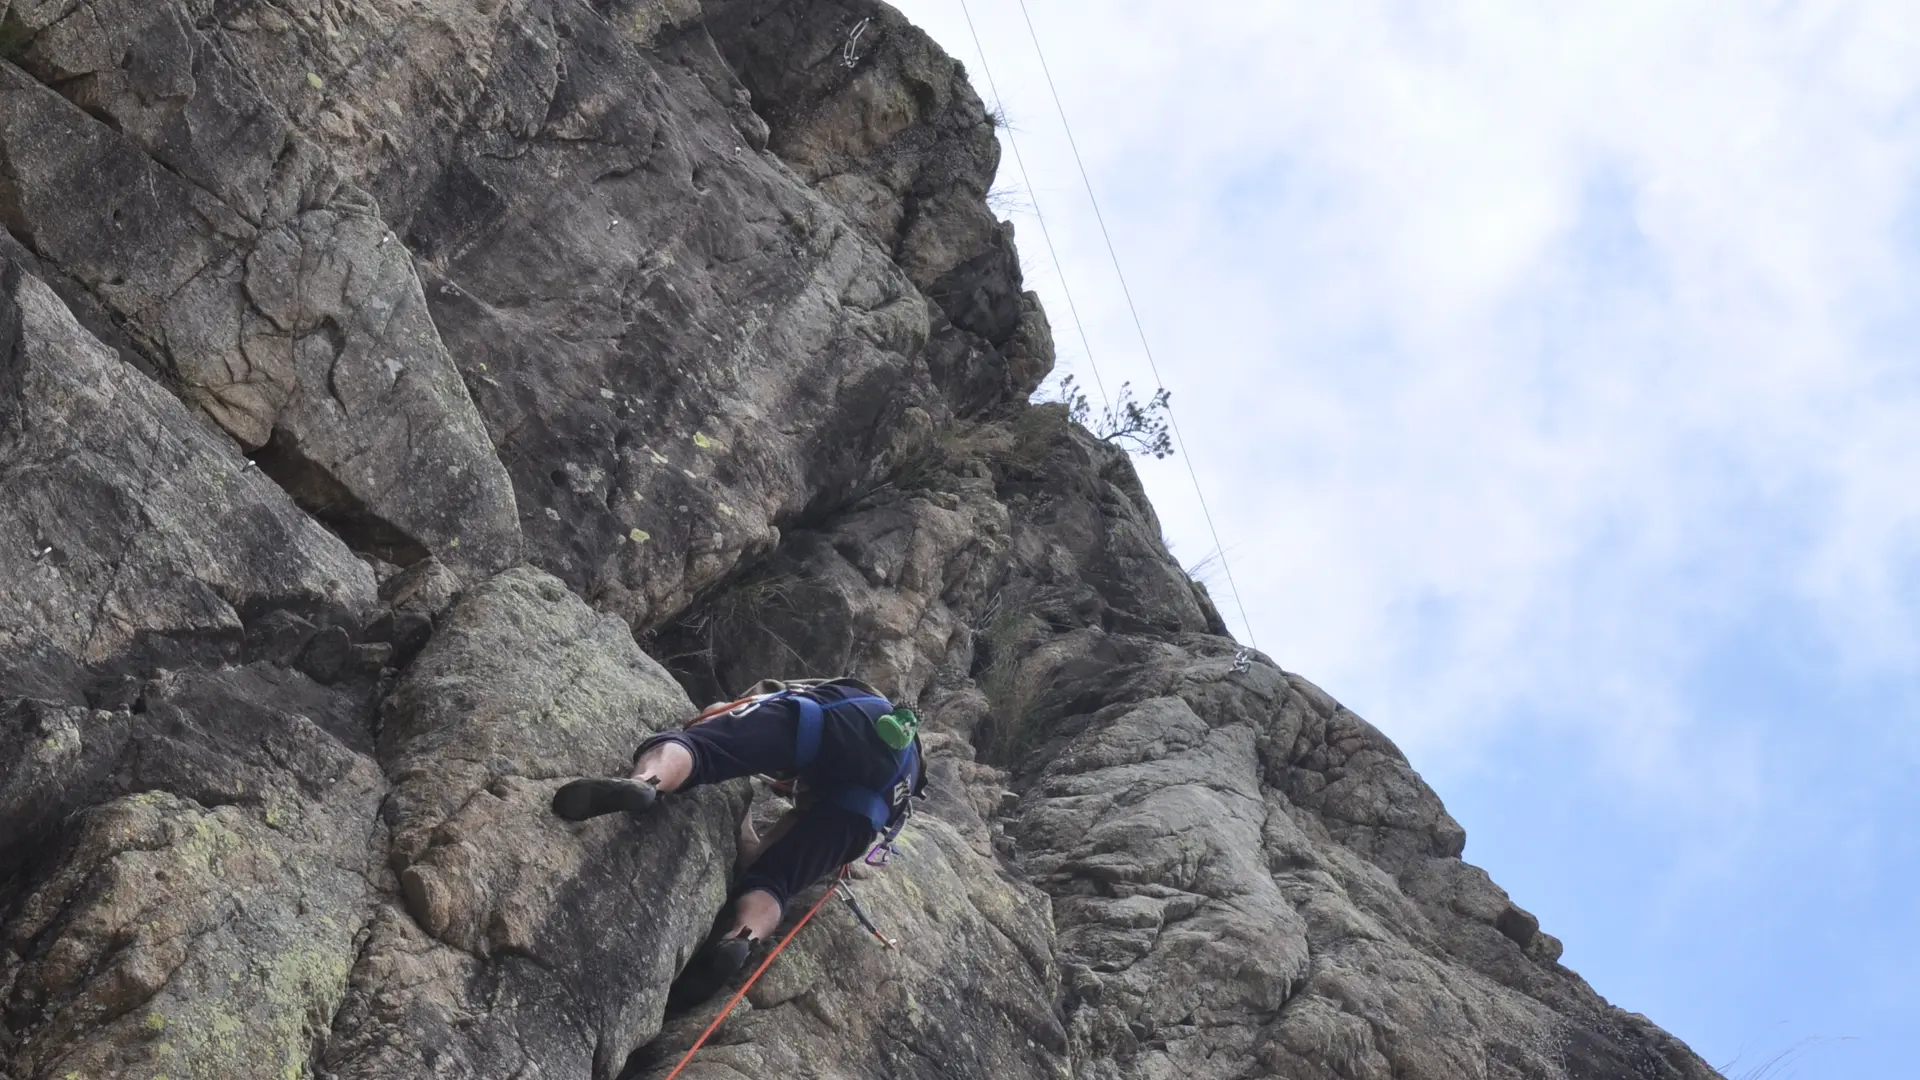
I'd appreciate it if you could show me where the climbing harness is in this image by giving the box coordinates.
[864,824,902,867]
[842,17,871,69]
[786,691,925,837]
[659,873,845,1080]
[861,782,922,868]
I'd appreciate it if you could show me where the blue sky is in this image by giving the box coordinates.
[887,1,1919,1075]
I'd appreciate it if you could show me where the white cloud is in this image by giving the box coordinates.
[891,0,1920,794]
[881,4,1920,1067]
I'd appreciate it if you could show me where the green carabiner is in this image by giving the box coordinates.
[874,706,920,750]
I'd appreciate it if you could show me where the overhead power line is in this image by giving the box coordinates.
[957,0,1111,410]
[961,0,1260,650]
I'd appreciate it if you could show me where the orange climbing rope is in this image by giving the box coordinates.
[659,874,844,1080]
[686,693,766,726]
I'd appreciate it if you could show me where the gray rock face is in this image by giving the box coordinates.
[385,5,943,625]
[0,27,521,581]
[326,568,738,1080]
[0,4,1720,1080]
[1,664,386,1080]
[0,256,375,691]
[704,0,1057,412]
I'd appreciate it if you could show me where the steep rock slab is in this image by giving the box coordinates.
[0,48,520,579]
[178,0,952,620]
[395,7,939,624]
[660,409,1216,724]
[238,202,524,576]
[703,0,1003,288]
[0,699,130,874]
[957,410,1229,756]
[376,568,695,891]
[660,474,1010,709]
[1,0,323,224]
[0,255,374,695]
[325,567,742,1080]
[990,632,1719,1080]
[1019,689,1312,1041]
[704,0,1056,411]
[0,659,378,881]
[0,666,385,1080]
[2,0,1035,608]
[993,410,1226,639]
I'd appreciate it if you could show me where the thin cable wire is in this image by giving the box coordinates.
[957,0,1109,409]
[1014,0,1258,649]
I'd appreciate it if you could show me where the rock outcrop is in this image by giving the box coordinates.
[0,3,1719,1080]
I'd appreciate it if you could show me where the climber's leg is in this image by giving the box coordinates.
[647,702,803,788]
[729,804,875,931]
[729,888,784,940]
[552,700,801,822]
[664,889,785,1009]
[667,805,876,1008]
[629,738,695,790]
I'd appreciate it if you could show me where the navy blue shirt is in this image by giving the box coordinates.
[797,681,905,792]
[638,681,922,909]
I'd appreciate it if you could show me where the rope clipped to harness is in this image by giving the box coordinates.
[659,874,844,1080]
[686,693,773,727]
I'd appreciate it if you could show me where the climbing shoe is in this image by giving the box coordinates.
[665,936,752,1010]
[550,777,658,821]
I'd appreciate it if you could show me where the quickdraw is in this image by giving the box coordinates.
[838,879,897,950]
[864,805,912,867]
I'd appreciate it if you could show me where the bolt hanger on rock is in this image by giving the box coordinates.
[843,16,872,68]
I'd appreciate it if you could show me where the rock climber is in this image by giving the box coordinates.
[550,677,925,1007]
